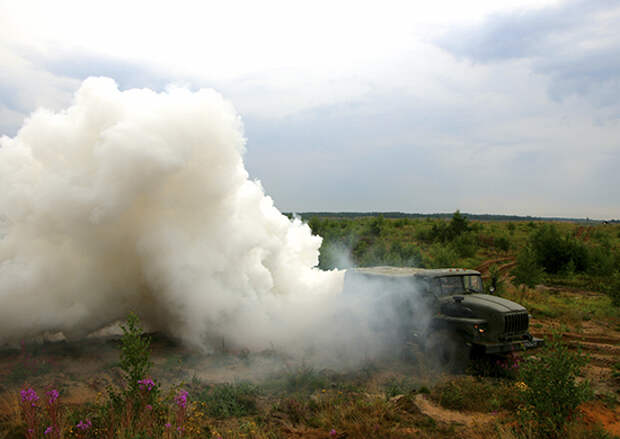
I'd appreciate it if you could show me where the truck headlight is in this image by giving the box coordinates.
[473,323,488,334]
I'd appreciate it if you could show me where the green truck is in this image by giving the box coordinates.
[345,266,544,370]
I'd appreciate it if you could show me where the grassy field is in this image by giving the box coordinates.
[1,214,619,439]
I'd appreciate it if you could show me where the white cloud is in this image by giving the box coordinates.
[1,0,618,218]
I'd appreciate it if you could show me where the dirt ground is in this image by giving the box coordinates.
[0,285,618,437]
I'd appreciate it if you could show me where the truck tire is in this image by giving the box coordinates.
[425,329,471,373]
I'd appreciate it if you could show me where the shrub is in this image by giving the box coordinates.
[529,224,588,274]
[398,243,424,267]
[198,382,260,418]
[495,235,511,252]
[119,313,153,396]
[602,272,620,307]
[512,245,544,289]
[448,210,470,239]
[429,243,458,268]
[452,233,477,258]
[307,216,323,236]
[105,313,164,436]
[285,366,329,394]
[518,334,592,438]
[587,245,616,276]
[367,215,385,237]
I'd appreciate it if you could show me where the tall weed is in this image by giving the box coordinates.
[518,334,592,438]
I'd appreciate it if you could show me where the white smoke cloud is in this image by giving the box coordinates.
[0,77,342,344]
[0,78,429,367]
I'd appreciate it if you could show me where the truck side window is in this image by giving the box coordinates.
[463,275,483,293]
[438,276,463,296]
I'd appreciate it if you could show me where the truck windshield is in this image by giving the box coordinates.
[437,275,483,296]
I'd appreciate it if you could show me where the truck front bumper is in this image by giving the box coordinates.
[473,336,544,355]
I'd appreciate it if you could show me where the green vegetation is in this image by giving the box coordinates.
[4,318,614,439]
[431,376,518,412]
[512,245,544,288]
[518,335,592,438]
[307,212,620,309]
[197,382,260,418]
[119,312,153,395]
[3,214,618,438]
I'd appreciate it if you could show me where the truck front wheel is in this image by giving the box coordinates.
[425,329,471,373]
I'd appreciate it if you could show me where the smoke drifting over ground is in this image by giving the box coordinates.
[0,78,426,367]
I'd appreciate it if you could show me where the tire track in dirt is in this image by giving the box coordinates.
[530,329,620,392]
[475,257,513,275]
[476,257,517,284]
[413,394,495,427]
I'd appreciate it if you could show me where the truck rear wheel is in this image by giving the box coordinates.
[425,329,471,373]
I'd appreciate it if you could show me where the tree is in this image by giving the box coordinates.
[448,210,469,239]
[512,244,544,289]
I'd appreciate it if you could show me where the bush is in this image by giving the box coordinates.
[452,233,477,258]
[587,245,616,276]
[602,272,620,307]
[512,245,544,289]
[119,313,153,396]
[106,313,162,434]
[518,335,592,438]
[448,210,470,238]
[285,366,329,394]
[429,243,458,268]
[495,234,511,252]
[307,216,323,236]
[367,215,385,237]
[530,224,589,274]
[398,243,424,267]
[198,382,260,418]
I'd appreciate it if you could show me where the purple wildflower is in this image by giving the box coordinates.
[76,419,92,431]
[46,389,59,405]
[165,423,172,429]
[146,404,153,411]
[20,388,39,405]
[138,378,155,391]
[175,390,188,409]
[177,426,185,433]
[44,426,53,435]
[329,429,337,437]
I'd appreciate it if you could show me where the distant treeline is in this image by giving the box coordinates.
[286,212,617,223]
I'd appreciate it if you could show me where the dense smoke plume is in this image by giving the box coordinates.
[0,78,425,366]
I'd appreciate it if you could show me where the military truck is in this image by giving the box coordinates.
[345,266,544,370]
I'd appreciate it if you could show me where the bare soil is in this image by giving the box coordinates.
[0,281,618,437]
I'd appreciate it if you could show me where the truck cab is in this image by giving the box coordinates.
[345,266,544,370]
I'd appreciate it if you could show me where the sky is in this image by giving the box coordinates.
[1,0,619,219]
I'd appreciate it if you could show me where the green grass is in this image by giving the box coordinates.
[382,376,420,399]
[430,377,519,412]
[502,287,618,325]
[196,382,261,419]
